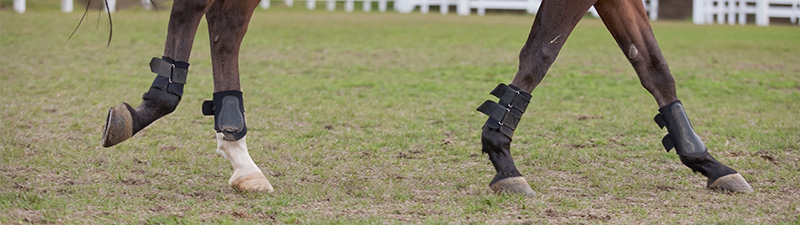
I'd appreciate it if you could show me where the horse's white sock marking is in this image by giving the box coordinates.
[215,133,263,185]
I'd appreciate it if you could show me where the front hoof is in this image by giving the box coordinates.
[490,177,535,197]
[102,103,134,147]
[708,173,753,193]
[230,171,274,193]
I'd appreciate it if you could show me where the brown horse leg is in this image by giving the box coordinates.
[593,0,752,193]
[204,0,272,192]
[478,0,597,196]
[102,0,214,147]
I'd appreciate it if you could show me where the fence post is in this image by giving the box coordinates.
[260,0,270,9]
[737,0,746,25]
[457,0,469,15]
[395,0,412,13]
[476,0,484,15]
[525,0,536,14]
[285,0,294,7]
[363,0,372,12]
[104,0,116,13]
[13,0,25,13]
[649,0,659,20]
[307,0,316,9]
[756,0,768,26]
[63,0,73,12]
[440,0,448,14]
[327,0,335,11]
[378,0,387,12]
[693,0,705,24]
[345,0,354,12]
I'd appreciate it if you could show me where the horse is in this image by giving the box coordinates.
[101,0,753,195]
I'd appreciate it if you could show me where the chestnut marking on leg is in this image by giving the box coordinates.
[627,44,638,59]
[215,133,273,192]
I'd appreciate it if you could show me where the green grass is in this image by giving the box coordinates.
[2,1,800,224]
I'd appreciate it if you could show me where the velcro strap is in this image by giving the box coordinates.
[654,114,667,129]
[500,126,515,138]
[509,95,529,114]
[501,112,521,130]
[202,100,214,116]
[489,83,512,99]
[661,134,675,152]
[477,100,508,122]
[150,57,188,84]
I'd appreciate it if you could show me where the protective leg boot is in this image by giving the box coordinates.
[477,83,535,197]
[102,57,188,147]
[655,100,752,193]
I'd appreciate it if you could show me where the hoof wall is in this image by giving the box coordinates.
[102,104,134,147]
[490,177,535,197]
[708,173,753,193]
[230,172,274,193]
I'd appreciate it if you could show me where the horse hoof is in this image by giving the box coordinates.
[102,103,134,147]
[490,177,535,197]
[230,171,274,193]
[708,173,753,193]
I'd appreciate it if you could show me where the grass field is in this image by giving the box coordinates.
[2,1,800,224]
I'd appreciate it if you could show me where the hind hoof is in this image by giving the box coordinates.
[490,177,535,197]
[230,171,274,193]
[102,104,134,147]
[708,173,753,193]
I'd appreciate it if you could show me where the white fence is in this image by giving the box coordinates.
[260,0,660,19]
[693,0,800,25]
[15,0,797,26]
[10,0,151,13]
[5,0,657,20]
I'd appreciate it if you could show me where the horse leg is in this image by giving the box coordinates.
[478,0,597,196]
[204,0,272,192]
[102,0,213,147]
[593,0,752,193]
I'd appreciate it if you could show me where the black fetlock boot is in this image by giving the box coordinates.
[477,83,535,196]
[102,57,189,147]
[654,100,753,193]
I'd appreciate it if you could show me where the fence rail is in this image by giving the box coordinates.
[693,0,799,25]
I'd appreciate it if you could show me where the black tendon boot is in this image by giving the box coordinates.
[102,57,188,147]
[202,90,247,141]
[477,83,535,196]
[655,100,753,193]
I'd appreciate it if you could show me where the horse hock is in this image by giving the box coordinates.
[477,83,535,197]
[655,100,753,193]
[102,57,188,147]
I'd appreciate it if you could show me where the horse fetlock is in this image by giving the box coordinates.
[141,87,181,115]
[203,90,247,141]
[129,57,189,130]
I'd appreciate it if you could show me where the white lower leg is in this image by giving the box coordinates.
[215,133,273,192]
